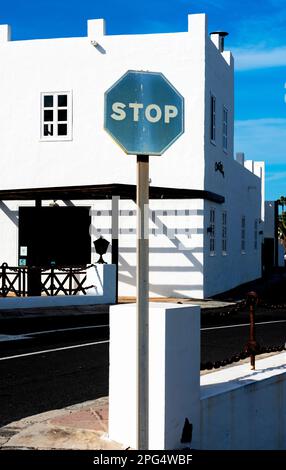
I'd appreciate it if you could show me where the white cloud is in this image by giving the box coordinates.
[232,46,286,70]
[266,171,286,182]
[234,118,286,164]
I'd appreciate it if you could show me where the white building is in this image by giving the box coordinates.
[264,201,284,270]
[0,14,264,299]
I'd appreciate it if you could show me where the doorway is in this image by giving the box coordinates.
[18,206,91,295]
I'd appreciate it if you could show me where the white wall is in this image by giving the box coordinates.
[203,162,263,297]
[264,201,275,238]
[0,16,206,192]
[278,244,285,267]
[110,301,286,450]
[0,200,27,266]
[200,353,286,449]
[90,198,205,298]
[245,160,265,222]
[202,33,263,296]
[109,303,201,450]
[0,14,207,299]
[264,200,285,268]
[0,264,116,308]
[0,198,205,299]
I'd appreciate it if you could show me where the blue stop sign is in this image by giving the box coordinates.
[104,70,184,156]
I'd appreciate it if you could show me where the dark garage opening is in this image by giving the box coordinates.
[18,206,91,268]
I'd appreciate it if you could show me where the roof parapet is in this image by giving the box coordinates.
[236,152,245,166]
[87,19,106,38]
[188,13,208,39]
[0,25,11,42]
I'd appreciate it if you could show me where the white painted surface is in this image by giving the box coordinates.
[278,243,285,267]
[0,294,108,309]
[109,303,201,450]
[0,13,264,299]
[83,263,116,299]
[0,339,109,361]
[0,324,108,343]
[0,263,116,309]
[0,17,205,191]
[264,201,276,238]
[0,25,10,42]
[0,334,29,342]
[117,198,205,298]
[200,353,286,449]
[203,33,264,296]
[264,200,284,267]
[203,161,264,297]
[201,319,286,331]
[87,19,106,38]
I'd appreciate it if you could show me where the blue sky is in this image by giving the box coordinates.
[1,0,286,200]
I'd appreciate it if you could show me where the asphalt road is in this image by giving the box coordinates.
[0,306,286,427]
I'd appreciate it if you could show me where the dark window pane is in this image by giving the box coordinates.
[44,124,53,136]
[44,95,53,107]
[58,95,67,107]
[58,124,67,136]
[58,109,67,121]
[44,110,53,122]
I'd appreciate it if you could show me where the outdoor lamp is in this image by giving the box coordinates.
[93,236,110,264]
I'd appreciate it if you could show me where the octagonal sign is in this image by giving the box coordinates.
[104,70,184,156]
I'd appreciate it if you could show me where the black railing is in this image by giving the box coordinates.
[41,266,90,296]
[0,263,94,297]
[0,263,27,297]
[200,344,286,371]
[201,291,286,371]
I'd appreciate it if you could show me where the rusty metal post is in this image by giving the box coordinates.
[249,300,255,369]
[246,291,258,370]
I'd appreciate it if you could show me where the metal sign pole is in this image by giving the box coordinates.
[104,70,184,450]
[136,154,149,450]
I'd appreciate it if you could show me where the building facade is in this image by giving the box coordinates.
[0,14,264,299]
[264,201,284,271]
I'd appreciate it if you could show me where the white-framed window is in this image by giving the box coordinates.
[40,92,72,141]
[222,211,227,254]
[209,208,216,255]
[223,107,228,151]
[254,219,258,250]
[210,95,216,143]
[241,216,246,254]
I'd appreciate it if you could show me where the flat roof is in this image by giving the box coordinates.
[0,183,225,203]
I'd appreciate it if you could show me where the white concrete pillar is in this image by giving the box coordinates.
[109,302,200,450]
[0,25,11,42]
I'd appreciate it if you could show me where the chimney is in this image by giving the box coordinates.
[210,31,228,52]
[236,152,245,166]
[0,25,11,42]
